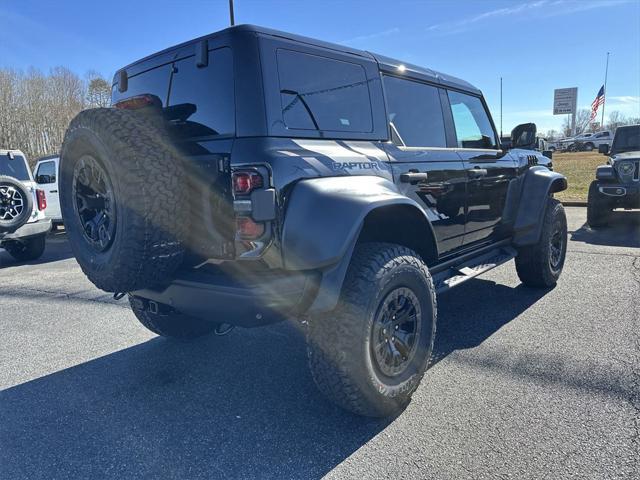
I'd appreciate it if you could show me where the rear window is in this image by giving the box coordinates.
[168,47,235,138]
[277,49,373,133]
[1,154,30,181]
[113,47,235,138]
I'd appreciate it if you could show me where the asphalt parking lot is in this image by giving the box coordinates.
[1,207,638,479]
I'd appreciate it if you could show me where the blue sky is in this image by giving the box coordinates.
[2,0,639,133]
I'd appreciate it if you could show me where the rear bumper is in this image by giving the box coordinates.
[131,268,320,328]
[0,219,52,242]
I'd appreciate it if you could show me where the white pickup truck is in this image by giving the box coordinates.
[554,131,614,152]
[0,149,51,261]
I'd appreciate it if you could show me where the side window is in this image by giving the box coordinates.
[36,161,56,184]
[277,49,373,132]
[169,47,235,138]
[448,91,498,149]
[382,76,446,148]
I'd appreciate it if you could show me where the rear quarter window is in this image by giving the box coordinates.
[277,49,373,133]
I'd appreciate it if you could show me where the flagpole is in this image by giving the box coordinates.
[601,52,610,129]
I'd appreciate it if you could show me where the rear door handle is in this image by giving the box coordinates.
[50,190,58,193]
[467,168,488,178]
[400,171,428,184]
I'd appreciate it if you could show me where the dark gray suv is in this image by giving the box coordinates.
[60,25,568,417]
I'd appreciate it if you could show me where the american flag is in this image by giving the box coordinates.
[590,85,605,121]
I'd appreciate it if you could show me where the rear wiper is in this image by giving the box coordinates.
[281,89,319,130]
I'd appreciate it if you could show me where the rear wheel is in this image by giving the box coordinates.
[307,243,437,417]
[584,142,595,152]
[515,198,567,288]
[3,235,46,262]
[129,295,218,340]
[587,181,611,228]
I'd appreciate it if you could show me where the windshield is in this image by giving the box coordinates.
[611,126,640,154]
[0,153,31,181]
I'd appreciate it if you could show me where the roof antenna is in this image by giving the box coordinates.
[229,0,235,26]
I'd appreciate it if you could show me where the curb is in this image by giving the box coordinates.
[561,201,587,207]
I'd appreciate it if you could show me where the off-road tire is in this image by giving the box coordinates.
[515,198,567,288]
[60,108,188,292]
[584,142,595,152]
[3,235,46,262]
[129,295,218,340]
[307,243,437,417]
[0,176,33,233]
[587,181,611,228]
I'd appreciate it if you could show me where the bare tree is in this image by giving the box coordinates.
[86,72,111,108]
[0,66,109,167]
[607,111,627,131]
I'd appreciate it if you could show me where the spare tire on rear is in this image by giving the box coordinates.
[0,175,33,234]
[60,108,187,292]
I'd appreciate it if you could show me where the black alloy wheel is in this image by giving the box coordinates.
[371,287,422,378]
[549,222,565,272]
[72,154,117,252]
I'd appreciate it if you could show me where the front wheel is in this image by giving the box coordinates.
[3,235,46,262]
[307,243,437,417]
[587,181,611,228]
[515,198,567,288]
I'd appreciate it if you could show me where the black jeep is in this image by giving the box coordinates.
[60,25,568,417]
[587,124,640,227]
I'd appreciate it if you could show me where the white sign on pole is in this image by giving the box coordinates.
[553,88,578,115]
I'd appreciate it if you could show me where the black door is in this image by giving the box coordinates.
[446,90,517,245]
[382,76,467,255]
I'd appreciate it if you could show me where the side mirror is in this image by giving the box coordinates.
[542,150,553,160]
[500,141,512,150]
[598,144,609,155]
[511,123,537,149]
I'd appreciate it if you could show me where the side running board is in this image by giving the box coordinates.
[432,246,517,294]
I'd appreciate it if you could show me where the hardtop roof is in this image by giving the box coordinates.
[117,24,480,94]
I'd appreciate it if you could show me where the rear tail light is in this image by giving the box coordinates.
[114,94,161,110]
[236,217,264,240]
[232,171,263,195]
[36,189,46,211]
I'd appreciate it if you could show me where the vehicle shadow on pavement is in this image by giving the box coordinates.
[570,211,640,248]
[0,230,74,267]
[0,276,553,479]
[0,322,388,479]
[431,279,548,366]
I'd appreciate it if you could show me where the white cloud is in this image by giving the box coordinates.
[340,28,400,45]
[425,0,632,36]
[609,96,640,105]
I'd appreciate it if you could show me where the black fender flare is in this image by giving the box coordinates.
[512,166,567,246]
[280,176,437,312]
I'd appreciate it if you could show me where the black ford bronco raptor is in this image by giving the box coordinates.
[60,25,568,417]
